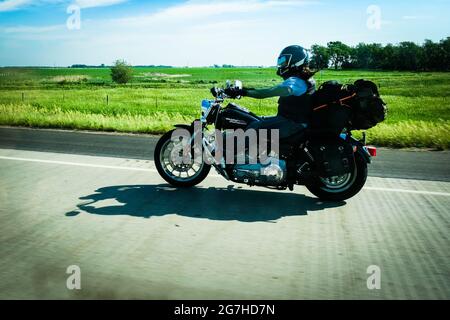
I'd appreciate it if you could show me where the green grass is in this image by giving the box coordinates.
[0,67,449,149]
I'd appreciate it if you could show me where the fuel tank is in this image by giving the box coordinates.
[217,103,261,130]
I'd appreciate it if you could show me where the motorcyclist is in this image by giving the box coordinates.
[224,45,316,138]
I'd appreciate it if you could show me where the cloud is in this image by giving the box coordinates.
[0,0,127,12]
[0,0,32,12]
[114,0,319,26]
[402,15,433,20]
[75,0,127,9]
[3,24,64,33]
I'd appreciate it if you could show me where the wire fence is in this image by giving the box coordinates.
[1,91,278,117]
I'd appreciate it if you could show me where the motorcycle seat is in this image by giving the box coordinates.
[248,116,307,139]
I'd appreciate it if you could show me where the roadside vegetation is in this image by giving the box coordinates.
[0,67,449,149]
[110,60,133,84]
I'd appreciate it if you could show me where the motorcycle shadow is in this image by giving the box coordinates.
[69,184,346,222]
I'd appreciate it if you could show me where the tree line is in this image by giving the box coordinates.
[310,37,450,71]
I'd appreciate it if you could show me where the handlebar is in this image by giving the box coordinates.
[210,87,222,98]
[210,80,242,101]
[210,87,229,102]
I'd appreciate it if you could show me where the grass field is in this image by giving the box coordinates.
[0,67,449,149]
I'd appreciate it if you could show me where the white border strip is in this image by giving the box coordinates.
[0,155,449,197]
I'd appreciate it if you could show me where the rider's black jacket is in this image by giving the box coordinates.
[277,78,316,123]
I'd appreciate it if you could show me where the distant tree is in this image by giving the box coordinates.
[352,43,370,69]
[395,42,422,70]
[110,60,133,84]
[352,43,384,69]
[419,40,444,71]
[379,44,396,70]
[353,43,373,69]
[310,45,330,70]
[439,37,450,71]
[307,37,449,71]
[71,64,88,68]
[327,41,352,69]
[368,44,385,69]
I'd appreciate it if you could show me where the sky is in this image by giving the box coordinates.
[0,0,449,66]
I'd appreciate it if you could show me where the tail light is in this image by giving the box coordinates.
[366,146,377,157]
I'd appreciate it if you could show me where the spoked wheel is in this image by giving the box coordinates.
[154,129,211,187]
[306,153,368,201]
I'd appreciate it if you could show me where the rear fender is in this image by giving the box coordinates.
[347,136,371,164]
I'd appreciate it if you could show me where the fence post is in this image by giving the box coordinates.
[106,94,109,105]
[22,92,24,102]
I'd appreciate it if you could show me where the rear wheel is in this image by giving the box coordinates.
[305,153,368,201]
[154,129,211,187]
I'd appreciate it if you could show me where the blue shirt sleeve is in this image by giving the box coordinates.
[279,77,308,96]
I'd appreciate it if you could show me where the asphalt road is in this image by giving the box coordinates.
[0,127,449,299]
[1,126,449,182]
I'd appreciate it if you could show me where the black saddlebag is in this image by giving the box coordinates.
[350,79,387,130]
[309,81,355,137]
[308,138,355,177]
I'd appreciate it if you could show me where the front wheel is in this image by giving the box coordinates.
[154,129,211,187]
[305,152,368,201]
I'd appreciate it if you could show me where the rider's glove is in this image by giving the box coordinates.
[224,87,247,98]
[210,87,219,97]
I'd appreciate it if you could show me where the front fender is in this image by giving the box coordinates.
[173,123,204,148]
[174,119,203,132]
[174,124,193,132]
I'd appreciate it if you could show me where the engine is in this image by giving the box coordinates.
[230,157,287,186]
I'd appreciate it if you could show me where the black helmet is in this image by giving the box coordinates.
[276,45,310,78]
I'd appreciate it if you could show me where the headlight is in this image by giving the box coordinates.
[201,99,213,123]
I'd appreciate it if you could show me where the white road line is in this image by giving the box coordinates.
[0,155,157,173]
[364,187,450,197]
[0,155,449,197]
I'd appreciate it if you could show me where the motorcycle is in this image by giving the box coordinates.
[154,80,377,201]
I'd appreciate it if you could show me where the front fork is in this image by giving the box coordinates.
[175,123,230,180]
